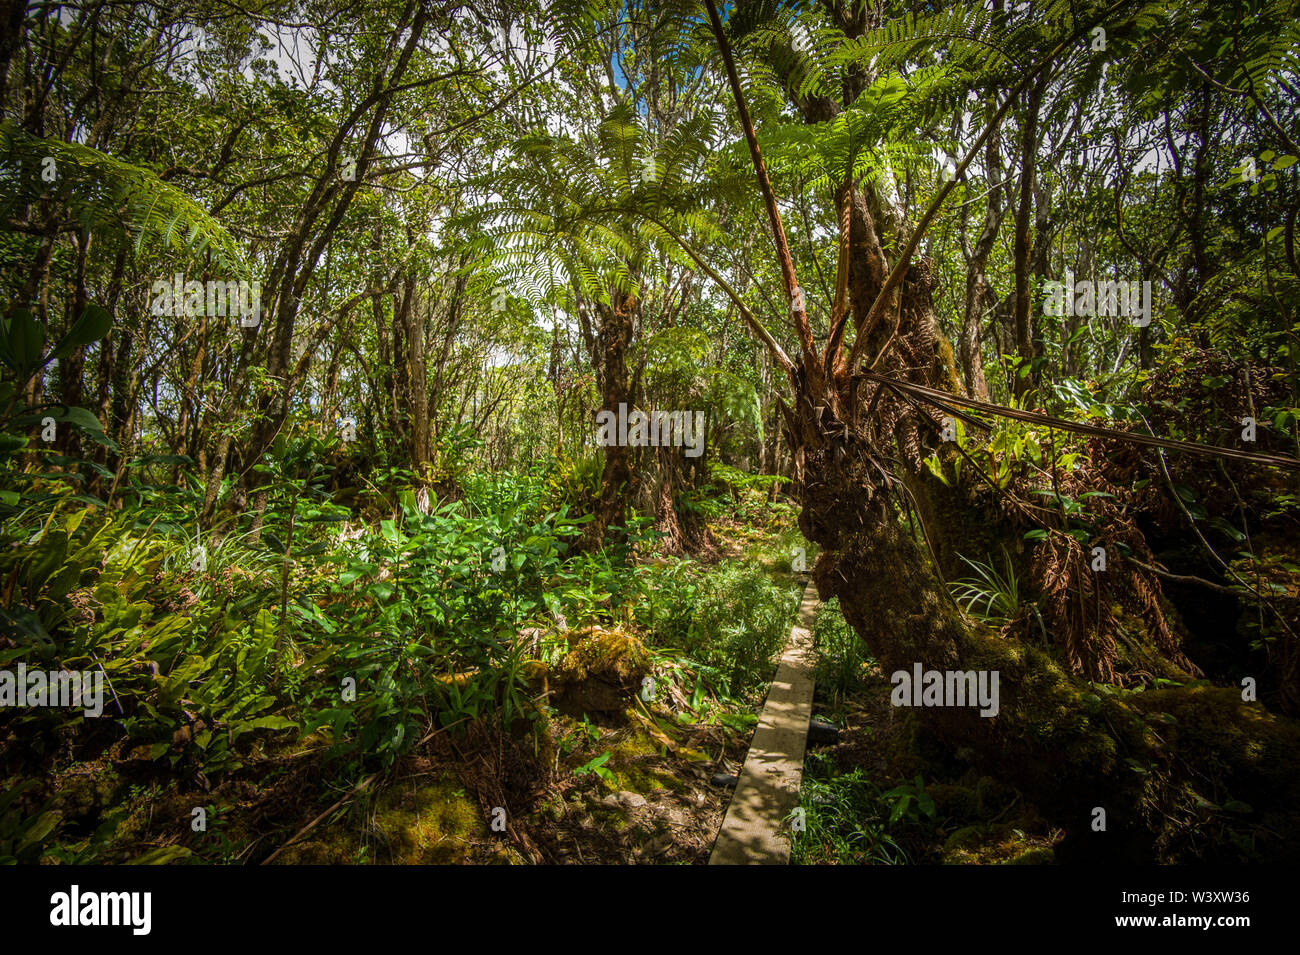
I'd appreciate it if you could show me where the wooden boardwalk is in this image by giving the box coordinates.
[709,580,820,865]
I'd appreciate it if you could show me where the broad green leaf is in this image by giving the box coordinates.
[5,308,42,372]
[49,303,112,360]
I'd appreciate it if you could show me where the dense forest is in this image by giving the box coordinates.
[1,0,1298,871]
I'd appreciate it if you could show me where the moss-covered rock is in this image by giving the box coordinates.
[550,627,650,719]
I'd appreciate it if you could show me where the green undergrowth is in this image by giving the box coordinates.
[811,598,870,716]
[793,742,1059,866]
[0,452,806,863]
[799,598,1058,865]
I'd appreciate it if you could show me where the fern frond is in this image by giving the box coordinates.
[0,121,247,276]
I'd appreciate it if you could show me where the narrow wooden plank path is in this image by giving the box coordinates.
[709,579,820,865]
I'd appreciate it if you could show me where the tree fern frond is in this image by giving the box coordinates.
[0,121,247,276]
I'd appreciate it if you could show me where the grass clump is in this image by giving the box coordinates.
[812,598,871,707]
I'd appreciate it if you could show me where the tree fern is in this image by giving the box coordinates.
[457,100,728,310]
[0,121,246,277]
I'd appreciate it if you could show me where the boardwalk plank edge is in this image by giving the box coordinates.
[709,579,821,866]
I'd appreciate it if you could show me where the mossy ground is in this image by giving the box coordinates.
[279,774,498,865]
[797,535,1300,865]
[795,647,1061,865]
[536,703,749,863]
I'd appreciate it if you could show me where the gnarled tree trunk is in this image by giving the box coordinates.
[703,0,1300,860]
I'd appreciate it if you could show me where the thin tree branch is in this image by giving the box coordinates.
[704,0,816,377]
